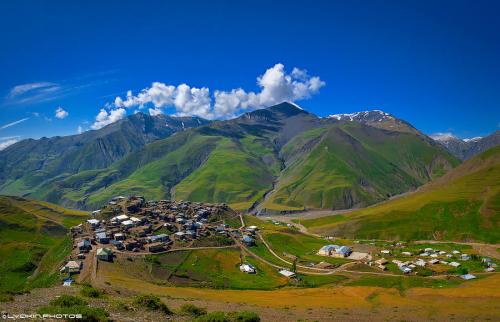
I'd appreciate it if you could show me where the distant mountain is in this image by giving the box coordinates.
[326,110,419,134]
[0,113,209,195]
[20,102,459,211]
[301,146,500,243]
[431,131,500,160]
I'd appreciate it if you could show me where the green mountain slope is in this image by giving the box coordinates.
[3,103,460,212]
[263,122,458,211]
[301,146,500,243]
[0,196,87,297]
[0,113,209,196]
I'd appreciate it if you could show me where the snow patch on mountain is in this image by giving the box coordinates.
[285,101,303,110]
[326,110,393,121]
[463,137,482,143]
[430,132,458,142]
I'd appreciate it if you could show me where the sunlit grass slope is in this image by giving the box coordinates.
[0,196,87,297]
[265,122,459,210]
[302,146,500,243]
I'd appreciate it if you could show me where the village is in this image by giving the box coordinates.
[61,196,261,277]
[59,196,497,285]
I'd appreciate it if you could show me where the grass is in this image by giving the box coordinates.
[168,248,288,289]
[346,275,464,295]
[265,122,459,210]
[0,196,87,296]
[302,146,500,243]
[174,136,276,207]
[144,247,288,290]
[297,274,348,287]
[261,228,351,266]
[134,294,172,314]
[37,295,109,321]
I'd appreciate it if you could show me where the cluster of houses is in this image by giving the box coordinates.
[71,197,239,261]
[372,247,496,275]
[317,244,353,258]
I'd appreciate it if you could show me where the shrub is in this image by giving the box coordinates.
[194,311,230,322]
[40,295,109,322]
[230,311,261,322]
[0,293,14,302]
[50,295,88,307]
[180,303,207,317]
[81,284,104,298]
[133,294,172,314]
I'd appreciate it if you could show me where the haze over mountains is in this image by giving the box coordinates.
[0,102,472,212]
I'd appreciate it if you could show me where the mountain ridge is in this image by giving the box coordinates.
[0,113,210,195]
[431,130,500,160]
[4,102,460,212]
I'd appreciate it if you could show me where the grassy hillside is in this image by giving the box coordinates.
[0,196,87,298]
[0,113,209,197]
[174,136,280,210]
[301,146,500,243]
[264,122,459,210]
[15,103,459,212]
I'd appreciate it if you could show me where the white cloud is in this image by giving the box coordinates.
[148,107,163,116]
[0,139,19,150]
[8,82,58,98]
[91,108,126,130]
[112,63,325,120]
[55,107,69,119]
[0,117,30,130]
[77,125,83,134]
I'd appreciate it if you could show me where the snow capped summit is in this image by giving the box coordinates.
[324,109,418,134]
[429,132,458,142]
[285,101,303,110]
[430,134,483,144]
[463,137,482,143]
[326,110,393,122]
[429,131,499,161]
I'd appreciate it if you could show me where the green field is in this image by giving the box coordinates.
[0,196,88,297]
[346,274,465,294]
[301,147,500,243]
[146,248,288,290]
[261,229,351,266]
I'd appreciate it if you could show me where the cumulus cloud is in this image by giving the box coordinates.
[91,108,126,130]
[148,107,163,116]
[55,107,69,119]
[112,63,325,120]
[77,125,83,134]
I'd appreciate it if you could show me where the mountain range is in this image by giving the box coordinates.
[431,131,500,160]
[0,113,209,196]
[0,102,466,212]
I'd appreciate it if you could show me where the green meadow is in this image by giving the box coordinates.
[0,196,87,297]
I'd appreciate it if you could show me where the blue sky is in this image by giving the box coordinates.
[0,0,499,148]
